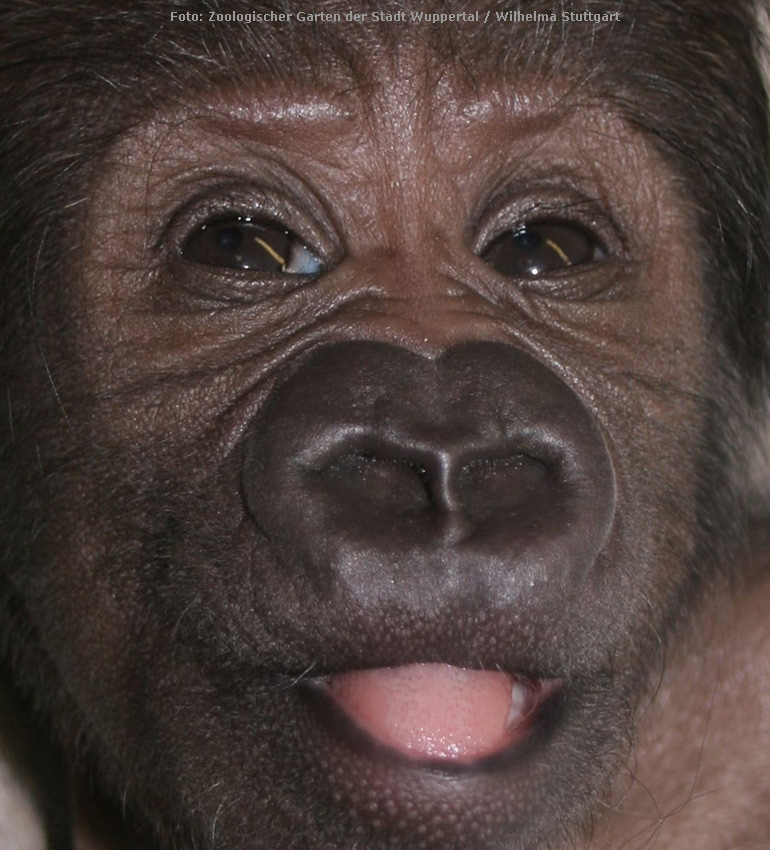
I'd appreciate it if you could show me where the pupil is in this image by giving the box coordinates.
[515,229,542,251]
[216,226,243,252]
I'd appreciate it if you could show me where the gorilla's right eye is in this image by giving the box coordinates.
[183,216,323,275]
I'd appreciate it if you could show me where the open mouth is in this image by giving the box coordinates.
[307,663,565,770]
[273,657,588,849]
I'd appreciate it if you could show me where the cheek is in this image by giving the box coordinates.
[536,224,717,638]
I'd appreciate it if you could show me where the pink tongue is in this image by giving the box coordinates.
[328,663,519,762]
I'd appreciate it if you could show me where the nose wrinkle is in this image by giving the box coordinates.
[339,288,511,357]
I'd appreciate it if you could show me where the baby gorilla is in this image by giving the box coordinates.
[1,1,769,849]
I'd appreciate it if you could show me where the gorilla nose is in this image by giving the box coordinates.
[244,341,615,602]
[299,426,554,542]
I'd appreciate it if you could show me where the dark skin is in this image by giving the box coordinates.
[1,2,769,849]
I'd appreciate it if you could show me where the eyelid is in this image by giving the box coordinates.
[480,219,606,281]
[183,216,324,275]
[473,187,624,260]
[158,181,337,270]
[469,186,635,302]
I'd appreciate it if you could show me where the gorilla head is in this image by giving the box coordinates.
[0,2,769,849]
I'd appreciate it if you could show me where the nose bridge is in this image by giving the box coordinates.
[349,246,504,355]
[341,113,506,354]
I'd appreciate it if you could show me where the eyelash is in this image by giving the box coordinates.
[173,190,615,291]
[480,219,607,279]
[182,215,324,276]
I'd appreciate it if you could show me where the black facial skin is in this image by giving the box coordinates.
[1,1,769,849]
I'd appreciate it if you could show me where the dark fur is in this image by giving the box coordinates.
[1,2,769,849]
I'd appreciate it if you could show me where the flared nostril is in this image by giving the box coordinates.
[316,440,556,528]
[320,448,434,515]
[458,452,552,524]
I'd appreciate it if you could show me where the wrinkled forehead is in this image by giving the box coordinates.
[160,2,620,107]
[131,2,650,158]
[5,0,759,158]
[123,0,756,146]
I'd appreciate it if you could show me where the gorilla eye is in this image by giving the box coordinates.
[481,221,605,278]
[183,217,323,275]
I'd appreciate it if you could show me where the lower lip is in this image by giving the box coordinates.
[291,670,571,846]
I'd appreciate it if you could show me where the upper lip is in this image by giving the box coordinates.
[274,652,567,688]
[263,617,576,685]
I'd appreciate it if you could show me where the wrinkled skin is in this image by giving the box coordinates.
[1,1,770,849]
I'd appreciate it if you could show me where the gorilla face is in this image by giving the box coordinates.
[0,2,767,850]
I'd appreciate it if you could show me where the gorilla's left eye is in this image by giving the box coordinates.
[481,221,605,278]
[183,217,323,275]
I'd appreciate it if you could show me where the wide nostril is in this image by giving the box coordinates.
[316,440,554,528]
[320,448,434,515]
[458,452,551,524]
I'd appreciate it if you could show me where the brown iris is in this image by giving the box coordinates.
[482,221,603,278]
[184,216,322,274]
